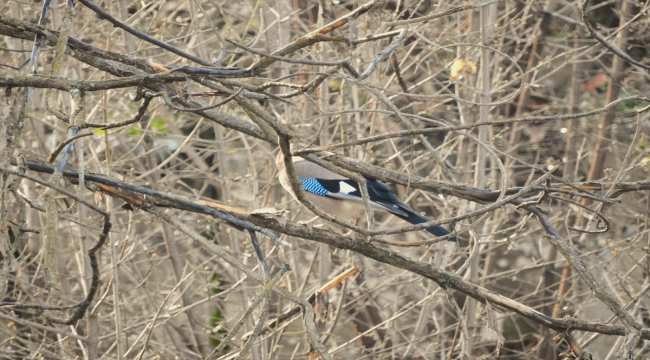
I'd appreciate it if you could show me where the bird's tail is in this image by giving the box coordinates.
[393,208,460,242]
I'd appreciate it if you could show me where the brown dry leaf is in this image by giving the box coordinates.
[147,60,169,73]
[450,59,477,81]
[581,73,608,92]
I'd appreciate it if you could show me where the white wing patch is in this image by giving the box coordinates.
[338,181,357,194]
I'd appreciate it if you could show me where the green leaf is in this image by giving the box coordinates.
[201,229,216,240]
[329,79,342,91]
[150,117,170,133]
[617,93,648,111]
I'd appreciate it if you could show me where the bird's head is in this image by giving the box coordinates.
[275,149,309,173]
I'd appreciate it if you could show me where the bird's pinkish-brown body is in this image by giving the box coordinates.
[275,151,457,240]
[275,152,369,222]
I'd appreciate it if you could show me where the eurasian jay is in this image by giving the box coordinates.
[276,152,457,241]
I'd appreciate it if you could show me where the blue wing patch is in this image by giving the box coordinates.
[299,177,329,196]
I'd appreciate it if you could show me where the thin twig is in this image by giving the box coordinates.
[77,0,213,66]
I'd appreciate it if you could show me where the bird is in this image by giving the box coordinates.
[275,151,458,241]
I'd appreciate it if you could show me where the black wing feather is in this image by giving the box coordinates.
[312,177,458,241]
